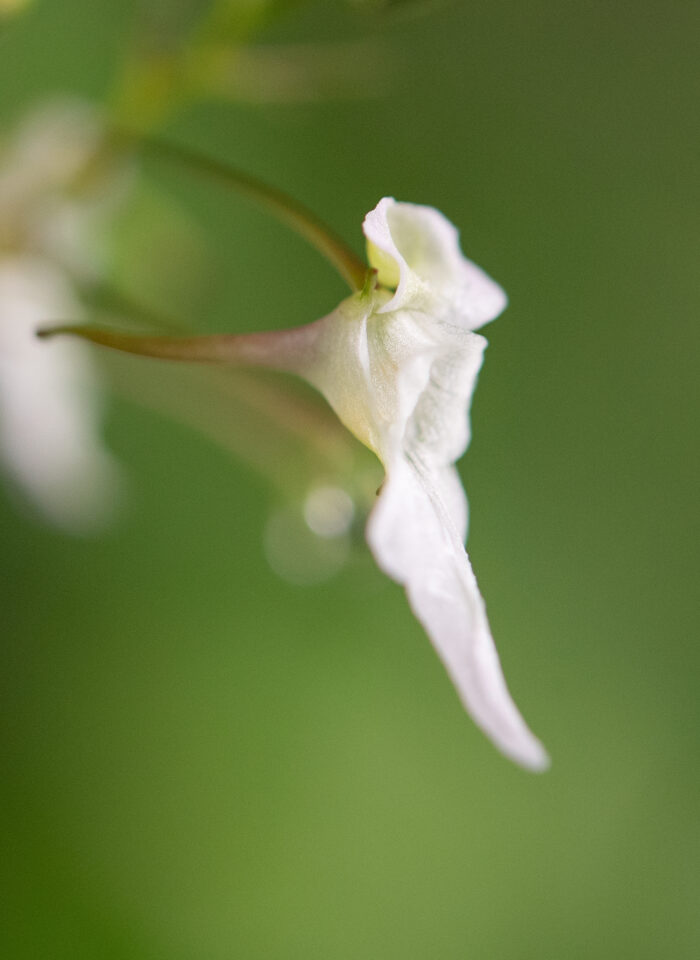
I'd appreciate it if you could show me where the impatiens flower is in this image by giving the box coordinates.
[301,199,549,770]
[284,199,549,770]
[50,191,548,769]
[0,100,123,531]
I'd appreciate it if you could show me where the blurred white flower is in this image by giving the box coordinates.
[0,101,122,531]
[0,99,125,279]
[0,258,120,531]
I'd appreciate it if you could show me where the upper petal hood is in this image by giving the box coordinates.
[363,198,507,328]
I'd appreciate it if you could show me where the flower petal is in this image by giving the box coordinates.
[363,198,507,328]
[303,294,489,473]
[366,454,549,771]
[403,325,487,469]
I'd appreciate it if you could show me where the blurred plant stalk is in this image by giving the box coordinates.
[109,0,392,130]
[0,0,33,16]
[189,39,391,104]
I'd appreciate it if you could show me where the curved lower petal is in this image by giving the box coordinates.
[366,454,549,771]
[438,463,468,544]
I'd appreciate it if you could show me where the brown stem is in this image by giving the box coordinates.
[37,322,319,374]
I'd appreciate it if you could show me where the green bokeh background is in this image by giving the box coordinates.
[2,1,698,957]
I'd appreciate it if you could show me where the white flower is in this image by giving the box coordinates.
[0,101,122,532]
[292,198,549,770]
[48,194,548,767]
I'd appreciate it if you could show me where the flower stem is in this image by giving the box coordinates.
[37,323,318,374]
[117,134,367,292]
